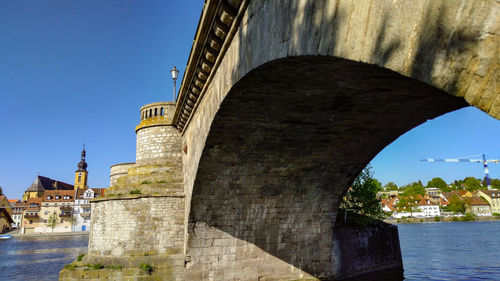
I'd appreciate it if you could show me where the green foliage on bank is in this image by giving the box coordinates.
[76,253,85,262]
[340,164,385,220]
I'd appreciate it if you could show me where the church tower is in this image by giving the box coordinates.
[74,146,88,190]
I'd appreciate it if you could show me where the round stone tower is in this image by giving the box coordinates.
[135,101,181,165]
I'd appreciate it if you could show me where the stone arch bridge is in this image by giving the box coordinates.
[63,0,499,280]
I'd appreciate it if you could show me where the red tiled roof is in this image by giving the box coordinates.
[25,197,43,210]
[417,198,439,206]
[91,188,106,196]
[43,190,75,202]
[479,190,500,198]
[381,198,397,211]
[465,196,489,206]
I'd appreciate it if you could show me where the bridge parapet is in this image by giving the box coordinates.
[173,0,249,132]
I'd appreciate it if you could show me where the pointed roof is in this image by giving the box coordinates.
[76,145,88,172]
[27,176,46,192]
[26,175,74,192]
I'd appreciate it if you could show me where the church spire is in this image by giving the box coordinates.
[76,144,88,172]
[74,145,88,190]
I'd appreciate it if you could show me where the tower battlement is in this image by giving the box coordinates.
[134,101,181,165]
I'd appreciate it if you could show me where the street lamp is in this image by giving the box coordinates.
[171,66,179,102]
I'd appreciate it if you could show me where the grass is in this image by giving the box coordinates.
[105,264,123,270]
[76,253,85,262]
[64,264,76,270]
[129,189,141,194]
[86,263,105,270]
[140,181,152,185]
[139,263,154,275]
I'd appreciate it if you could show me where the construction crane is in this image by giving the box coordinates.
[421,154,500,190]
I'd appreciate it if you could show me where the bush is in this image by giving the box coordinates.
[76,253,85,262]
[433,216,441,222]
[452,217,459,221]
[129,189,141,194]
[139,263,154,275]
[140,181,151,185]
[105,264,123,270]
[492,213,500,217]
[462,212,476,221]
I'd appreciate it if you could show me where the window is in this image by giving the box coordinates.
[55,196,60,200]
[29,220,33,224]
[78,173,81,182]
[46,196,52,200]
[63,196,70,200]
[60,220,64,223]
[44,219,47,223]
[44,211,48,215]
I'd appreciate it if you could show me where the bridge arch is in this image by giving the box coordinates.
[180,1,498,279]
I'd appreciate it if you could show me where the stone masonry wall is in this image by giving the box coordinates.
[110,163,135,186]
[86,197,185,279]
[333,218,403,280]
[136,126,182,165]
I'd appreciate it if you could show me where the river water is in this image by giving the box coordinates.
[0,234,88,281]
[398,221,500,280]
[0,221,499,280]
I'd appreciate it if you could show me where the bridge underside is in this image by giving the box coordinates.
[186,56,467,279]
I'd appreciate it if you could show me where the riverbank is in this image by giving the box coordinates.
[385,215,500,224]
[5,230,89,238]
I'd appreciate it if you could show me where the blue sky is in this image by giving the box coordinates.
[1,1,499,199]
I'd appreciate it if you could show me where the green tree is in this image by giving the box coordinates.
[46,212,59,233]
[426,177,447,191]
[403,181,426,196]
[463,177,482,191]
[384,182,399,191]
[340,164,384,219]
[395,183,424,217]
[0,186,3,196]
[447,194,467,214]
[396,196,420,217]
[491,179,500,189]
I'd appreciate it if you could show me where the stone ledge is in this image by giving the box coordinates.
[91,194,185,203]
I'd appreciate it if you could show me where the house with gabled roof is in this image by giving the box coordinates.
[464,196,491,216]
[476,190,500,214]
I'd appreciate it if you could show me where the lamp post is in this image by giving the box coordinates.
[171,66,179,102]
